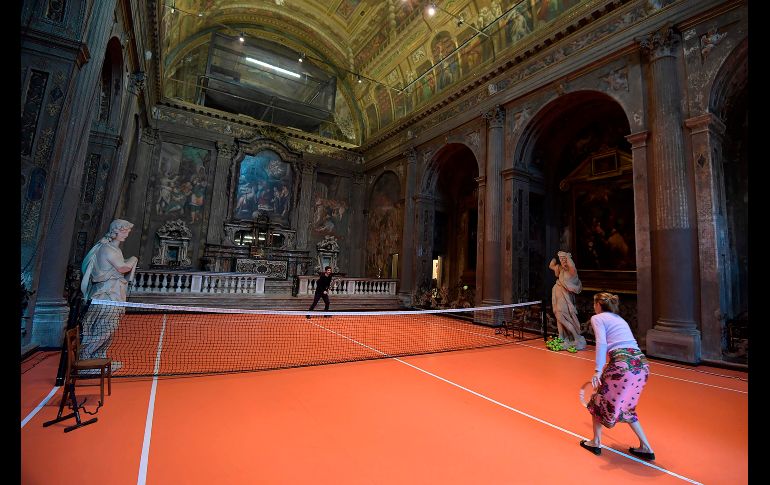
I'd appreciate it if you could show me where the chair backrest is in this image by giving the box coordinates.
[63,327,79,375]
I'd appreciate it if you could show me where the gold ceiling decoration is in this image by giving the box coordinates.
[156,1,591,146]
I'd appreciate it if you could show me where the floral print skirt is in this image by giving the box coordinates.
[587,348,649,428]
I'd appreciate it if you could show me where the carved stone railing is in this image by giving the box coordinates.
[130,270,266,294]
[297,276,397,296]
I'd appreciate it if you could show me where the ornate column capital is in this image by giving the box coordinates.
[403,147,417,164]
[300,159,317,175]
[482,105,505,128]
[625,130,650,149]
[639,26,680,61]
[140,127,158,145]
[684,113,726,137]
[215,141,238,159]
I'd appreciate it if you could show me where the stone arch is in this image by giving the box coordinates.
[98,37,124,128]
[707,38,748,356]
[510,90,635,317]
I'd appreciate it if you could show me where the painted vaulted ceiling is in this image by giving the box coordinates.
[157,0,588,147]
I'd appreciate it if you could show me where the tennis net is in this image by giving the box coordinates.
[75,299,544,377]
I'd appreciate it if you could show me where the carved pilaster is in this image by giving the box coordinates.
[296,160,317,249]
[205,141,238,245]
[639,26,680,61]
[399,147,418,299]
[685,113,729,361]
[140,127,158,145]
[482,105,505,128]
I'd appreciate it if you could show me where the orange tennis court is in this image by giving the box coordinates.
[21,319,748,485]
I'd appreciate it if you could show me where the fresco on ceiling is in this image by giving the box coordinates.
[155,142,211,225]
[395,0,419,33]
[366,172,403,279]
[332,94,357,142]
[311,173,350,241]
[356,29,389,70]
[336,0,362,20]
[392,88,412,119]
[365,104,378,137]
[374,85,393,129]
[354,0,586,139]
[233,150,293,226]
[503,1,534,45]
[432,32,461,91]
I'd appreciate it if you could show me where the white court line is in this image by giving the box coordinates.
[21,386,61,428]
[313,322,703,485]
[515,341,748,394]
[137,313,167,485]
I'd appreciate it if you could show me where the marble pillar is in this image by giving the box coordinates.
[626,131,653,349]
[206,142,238,245]
[686,113,729,360]
[296,159,316,251]
[481,105,505,307]
[350,173,366,275]
[399,148,417,301]
[639,28,701,363]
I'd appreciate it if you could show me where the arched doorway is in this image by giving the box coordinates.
[418,143,479,306]
[516,91,633,325]
[709,39,748,363]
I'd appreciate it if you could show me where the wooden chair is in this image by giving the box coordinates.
[66,327,112,405]
[43,327,112,432]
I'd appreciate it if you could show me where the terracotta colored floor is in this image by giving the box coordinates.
[21,336,748,484]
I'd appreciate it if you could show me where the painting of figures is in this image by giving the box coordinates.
[155,142,211,225]
[365,172,402,278]
[233,150,293,226]
[311,173,350,240]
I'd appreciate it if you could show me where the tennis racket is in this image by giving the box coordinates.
[579,381,593,407]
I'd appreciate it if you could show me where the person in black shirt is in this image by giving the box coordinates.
[306,266,333,318]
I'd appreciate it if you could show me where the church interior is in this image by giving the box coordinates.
[20,0,748,368]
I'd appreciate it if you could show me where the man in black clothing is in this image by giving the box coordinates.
[306,266,333,318]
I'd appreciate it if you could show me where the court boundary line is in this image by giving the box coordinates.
[514,342,748,394]
[314,321,703,485]
[21,385,60,428]
[137,313,167,485]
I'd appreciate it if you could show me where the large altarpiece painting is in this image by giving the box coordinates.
[560,149,636,293]
[233,149,293,226]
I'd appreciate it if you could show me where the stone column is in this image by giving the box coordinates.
[413,194,435,296]
[31,0,119,348]
[121,127,157,260]
[296,159,316,250]
[626,131,654,349]
[508,170,530,303]
[639,28,701,363]
[685,113,728,361]
[481,105,505,306]
[206,141,238,245]
[398,148,417,301]
[474,176,486,306]
[349,173,366,275]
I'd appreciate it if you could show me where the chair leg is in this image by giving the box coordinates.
[99,368,105,405]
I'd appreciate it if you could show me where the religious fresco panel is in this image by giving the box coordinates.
[155,142,212,225]
[365,172,402,278]
[311,172,351,242]
[233,150,293,226]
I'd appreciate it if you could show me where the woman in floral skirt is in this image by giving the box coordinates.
[578,292,656,460]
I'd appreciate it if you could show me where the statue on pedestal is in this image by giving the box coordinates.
[549,251,586,350]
